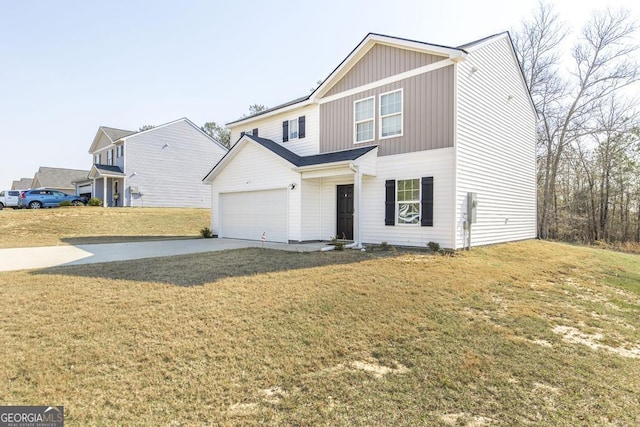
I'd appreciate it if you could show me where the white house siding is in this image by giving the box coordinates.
[300,179,323,241]
[359,148,456,248]
[124,120,226,208]
[455,36,537,248]
[209,142,301,240]
[229,104,319,156]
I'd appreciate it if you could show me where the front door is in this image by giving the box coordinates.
[336,184,354,240]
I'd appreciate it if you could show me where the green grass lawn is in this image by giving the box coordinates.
[0,207,210,248]
[1,240,639,425]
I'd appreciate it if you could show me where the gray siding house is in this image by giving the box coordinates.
[87,118,227,208]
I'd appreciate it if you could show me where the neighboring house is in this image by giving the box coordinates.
[204,32,537,249]
[31,167,90,194]
[11,178,33,190]
[87,118,227,208]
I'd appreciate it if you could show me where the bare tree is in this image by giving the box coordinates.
[514,2,639,239]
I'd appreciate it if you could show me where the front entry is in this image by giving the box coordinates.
[336,184,354,240]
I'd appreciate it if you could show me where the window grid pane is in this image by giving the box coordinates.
[289,119,298,139]
[382,115,402,137]
[396,179,420,224]
[355,98,374,122]
[380,90,402,138]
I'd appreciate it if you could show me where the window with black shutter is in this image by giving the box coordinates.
[421,177,434,227]
[385,180,395,226]
[385,177,434,226]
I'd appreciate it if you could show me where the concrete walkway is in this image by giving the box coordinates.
[0,239,329,272]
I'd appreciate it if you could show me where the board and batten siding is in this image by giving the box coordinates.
[455,36,537,248]
[210,142,302,241]
[319,66,454,156]
[228,104,319,157]
[325,44,445,97]
[125,119,226,208]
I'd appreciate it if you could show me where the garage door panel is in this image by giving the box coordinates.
[221,189,287,242]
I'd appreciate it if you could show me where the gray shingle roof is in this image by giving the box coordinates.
[100,126,136,141]
[11,178,33,190]
[93,164,125,175]
[33,167,90,189]
[247,135,376,167]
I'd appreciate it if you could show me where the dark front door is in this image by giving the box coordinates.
[336,184,354,240]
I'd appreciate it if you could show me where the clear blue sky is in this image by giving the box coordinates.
[1,0,638,189]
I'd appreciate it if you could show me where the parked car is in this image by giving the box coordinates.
[18,188,87,209]
[0,190,22,210]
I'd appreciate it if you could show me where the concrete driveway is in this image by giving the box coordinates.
[0,238,328,272]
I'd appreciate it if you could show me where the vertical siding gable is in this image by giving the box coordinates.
[320,65,454,156]
[324,44,445,97]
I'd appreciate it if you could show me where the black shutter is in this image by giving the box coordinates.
[421,177,434,227]
[240,131,245,137]
[298,116,306,138]
[385,180,395,226]
[282,121,289,142]
[252,128,258,137]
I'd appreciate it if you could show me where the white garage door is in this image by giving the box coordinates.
[221,189,288,243]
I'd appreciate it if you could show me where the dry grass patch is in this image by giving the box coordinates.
[0,207,209,248]
[1,240,639,425]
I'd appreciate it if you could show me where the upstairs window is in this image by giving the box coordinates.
[282,116,305,142]
[116,145,124,158]
[289,119,299,140]
[107,149,113,165]
[354,97,375,143]
[380,89,403,138]
[94,154,101,164]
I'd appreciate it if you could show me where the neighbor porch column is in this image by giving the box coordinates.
[103,176,107,207]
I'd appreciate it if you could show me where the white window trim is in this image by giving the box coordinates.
[353,96,375,144]
[288,119,299,141]
[396,178,420,226]
[379,88,403,140]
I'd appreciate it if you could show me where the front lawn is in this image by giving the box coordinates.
[0,240,639,425]
[0,207,209,248]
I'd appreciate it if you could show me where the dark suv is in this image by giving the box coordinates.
[18,189,87,209]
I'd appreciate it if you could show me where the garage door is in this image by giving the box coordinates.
[221,189,288,243]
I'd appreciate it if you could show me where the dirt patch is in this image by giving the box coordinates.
[440,412,494,426]
[553,325,640,358]
[350,360,409,378]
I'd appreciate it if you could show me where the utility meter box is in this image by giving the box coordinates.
[467,192,478,224]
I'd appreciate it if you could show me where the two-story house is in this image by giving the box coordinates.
[203,32,537,249]
[87,118,227,208]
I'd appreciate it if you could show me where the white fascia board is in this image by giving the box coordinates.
[202,138,249,183]
[318,59,456,104]
[226,100,314,129]
[88,128,112,154]
[461,33,508,52]
[312,34,466,101]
